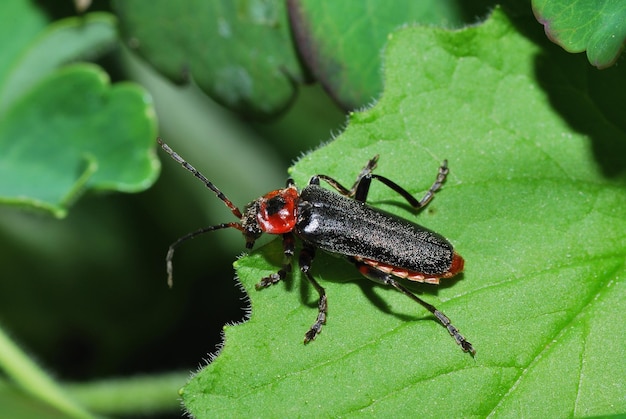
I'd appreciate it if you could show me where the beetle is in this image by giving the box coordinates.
[158,138,474,355]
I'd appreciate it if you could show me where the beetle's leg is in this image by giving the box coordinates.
[314,158,448,209]
[351,258,475,355]
[299,244,328,343]
[256,233,295,289]
[312,155,379,197]
[353,160,449,207]
[348,154,379,193]
[166,222,244,288]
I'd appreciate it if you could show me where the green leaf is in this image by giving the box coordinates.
[0,64,159,218]
[113,0,306,118]
[0,5,159,218]
[183,7,625,418]
[532,0,626,69]
[0,10,118,112]
[289,0,470,110]
[0,1,48,87]
[0,326,93,419]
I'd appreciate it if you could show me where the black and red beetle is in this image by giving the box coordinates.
[158,139,474,355]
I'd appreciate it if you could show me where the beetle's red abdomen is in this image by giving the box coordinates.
[449,252,464,276]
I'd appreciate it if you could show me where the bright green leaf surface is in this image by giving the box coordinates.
[113,0,305,118]
[533,0,626,68]
[0,65,159,218]
[184,8,625,418]
[289,0,471,110]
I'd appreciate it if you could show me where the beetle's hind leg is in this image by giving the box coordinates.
[352,258,475,355]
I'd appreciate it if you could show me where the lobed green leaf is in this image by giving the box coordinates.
[0,5,159,218]
[0,65,158,218]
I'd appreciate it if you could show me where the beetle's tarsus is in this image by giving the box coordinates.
[304,296,327,344]
[255,272,283,289]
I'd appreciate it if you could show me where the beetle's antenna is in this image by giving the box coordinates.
[157,138,243,219]
[157,138,247,287]
[165,222,244,287]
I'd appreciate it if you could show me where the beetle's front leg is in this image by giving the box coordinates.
[256,233,295,289]
[299,244,328,343]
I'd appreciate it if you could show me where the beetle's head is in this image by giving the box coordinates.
[241,200,263,249]
[241,185,299,250]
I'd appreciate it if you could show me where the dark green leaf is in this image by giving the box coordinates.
[114,0,305,118]
[533,0,626,68]
[288,0,496,110]
[183,8,626,417]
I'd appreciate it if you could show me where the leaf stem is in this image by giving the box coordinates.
[64,371,188,416]
[0,325,93,419]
